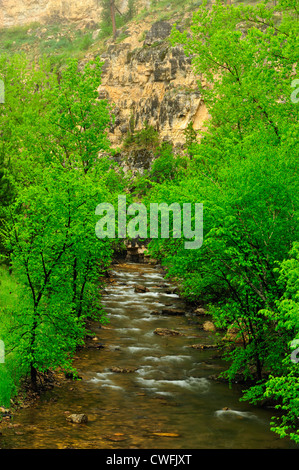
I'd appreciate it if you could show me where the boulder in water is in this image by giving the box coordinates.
[161,308,185,316]
[154,328,183,336]
[194,307,207,316]
[87,342,105,350]
[66,414,88,424]
[110,366,137,373]
[189,344,218,350]
[134,284,149,293]
[203,321,216,332]
[150,308,185,316]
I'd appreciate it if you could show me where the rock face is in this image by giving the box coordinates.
[2,5,209,170]
[126,238,149,262]
[0,0,103,28]
[144,21,172,46]
[98,20,209,151]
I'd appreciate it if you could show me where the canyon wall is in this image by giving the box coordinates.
[97,20,209,151]
[0,1,209,166]
[0,0,101,28]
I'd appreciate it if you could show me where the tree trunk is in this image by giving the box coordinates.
[30,363,37,390]
[110,0,117,37]
[30,314,38,390]
[255,354,262,381]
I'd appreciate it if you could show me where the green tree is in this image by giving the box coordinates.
[167,0,299,380]
[100,0,123,37]
[242,243,299,442]
[5,163,115,389]
[126,0,137,21]
[183,121,197,157]
[124,120,160,149]
[1,55,124,390]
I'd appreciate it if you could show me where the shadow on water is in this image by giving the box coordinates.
[1,263,296,449]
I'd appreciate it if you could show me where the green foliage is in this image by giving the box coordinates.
[126,0,137,21]
[242,243,299,442]
[150,143,176,183]
[150,142,188,183]
[123,121,160,149]
[0,24,97,60]
[99,0,137,40]
[0,266,24,406]
[0,54,124,393]
[4,164,113,384]
[183,122,198,157]
[79,34,93,51]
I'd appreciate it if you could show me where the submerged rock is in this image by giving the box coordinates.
[215,409,257,420]
[189,344,218,350]
[154,328,183,336]
[110,366,137,373]
[66,414,88,424]
[162,308,185,316]
[152,432,180,438]
[87,342,105,350]
[151,308,185,316]
[194,307,207,316]
[134,284,149,293]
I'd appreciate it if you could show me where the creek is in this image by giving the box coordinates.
[0,262,294,449]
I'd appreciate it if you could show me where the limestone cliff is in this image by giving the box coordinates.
[0,0,101,28]
[98,20,209,150]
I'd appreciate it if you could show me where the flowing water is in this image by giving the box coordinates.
[0,262,295,449]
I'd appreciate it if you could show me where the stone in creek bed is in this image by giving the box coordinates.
[151,308,185,316]
[66,414,88,424]
[108,345,121,351]
[87,342,105,349]
[104,434,127,442]
[154,328,184,336]
[194,307,207,316]
[188,344,218,350]
[202,321,216,332]
[110,366,138,373]
[134,284,149,293]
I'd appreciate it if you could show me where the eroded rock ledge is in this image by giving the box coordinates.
[98,20,209,151]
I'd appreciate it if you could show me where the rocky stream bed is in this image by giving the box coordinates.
[0,262,295,449]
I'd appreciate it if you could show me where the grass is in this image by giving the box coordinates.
[0,0,266,63]
[135,0,196,22]
[0,265,23,408]
[0,23,98,63]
